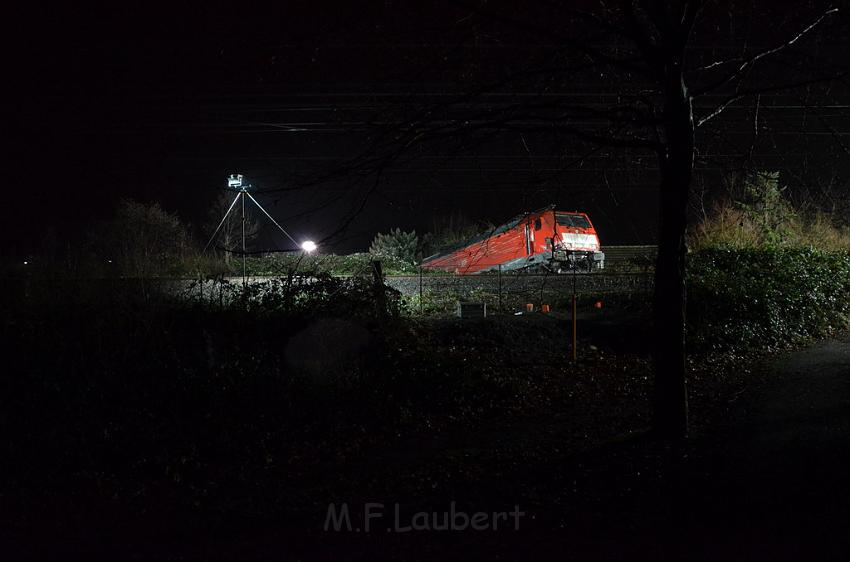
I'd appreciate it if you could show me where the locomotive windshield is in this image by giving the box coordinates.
[555,213,591,228]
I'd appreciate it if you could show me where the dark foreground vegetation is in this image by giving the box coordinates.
[3,242,850,560]
[2,276,651,559]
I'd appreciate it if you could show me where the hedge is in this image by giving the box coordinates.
[687,247,850,351]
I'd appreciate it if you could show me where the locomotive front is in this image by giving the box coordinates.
[550,212,605,272]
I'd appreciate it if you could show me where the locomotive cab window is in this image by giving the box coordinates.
[555,213,591,228]
[534,218,542,230]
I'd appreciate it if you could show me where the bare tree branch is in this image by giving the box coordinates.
[696,69,850,127]
[692,7,839,97]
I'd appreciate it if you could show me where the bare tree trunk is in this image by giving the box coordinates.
[653,57,693,439]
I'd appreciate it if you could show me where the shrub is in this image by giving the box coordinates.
[687,247,850,351]
[369,228,418,264]
[690,171,850,251]
[232,272,406,320]
[96,199,195,277]
[235,252,418,277]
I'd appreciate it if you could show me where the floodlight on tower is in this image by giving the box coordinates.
[227,174,244,190]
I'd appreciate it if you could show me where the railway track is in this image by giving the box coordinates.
[383,246,657,297]
[384,271,653,297]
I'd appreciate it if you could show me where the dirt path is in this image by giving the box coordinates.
[678,333,850,561]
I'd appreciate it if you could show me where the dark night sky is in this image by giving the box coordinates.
[7,1,850,259]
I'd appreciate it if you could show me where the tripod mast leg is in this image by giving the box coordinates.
[203,191,242,254]
[242,191,247,287]
[245,192,299,246]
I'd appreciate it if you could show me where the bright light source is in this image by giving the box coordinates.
[227,174,243,189]
[23,261,28,265]
[301,240,317,253]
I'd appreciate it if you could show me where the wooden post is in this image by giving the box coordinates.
[572,261,578,361]
[572,294,578,362]
[419,264,423,313]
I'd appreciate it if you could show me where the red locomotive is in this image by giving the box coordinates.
[421,205,604,274]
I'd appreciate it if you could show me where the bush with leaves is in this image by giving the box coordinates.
[369,228,418,264]
[691,171,850,250]
[92,198,196,277]
[234,252,418,277]
[228,271,406,320]
[687,247,850,351]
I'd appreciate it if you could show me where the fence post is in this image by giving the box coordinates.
[572,293,578,362]
[419,264,424,314]
[572,265,578,361]
[498,264,503,314]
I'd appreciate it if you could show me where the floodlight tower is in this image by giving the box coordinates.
[204,174,315,287]
[226,174,250,285]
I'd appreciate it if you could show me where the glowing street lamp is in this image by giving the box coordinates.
[301,240,317,253]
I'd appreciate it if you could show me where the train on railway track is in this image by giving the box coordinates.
[421,205,604,275]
